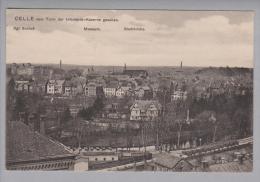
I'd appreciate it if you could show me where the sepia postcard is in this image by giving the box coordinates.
[5,9,254,172]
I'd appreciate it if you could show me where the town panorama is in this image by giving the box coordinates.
[5,9,253,172]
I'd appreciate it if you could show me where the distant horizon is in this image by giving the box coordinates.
[6,61,254,69]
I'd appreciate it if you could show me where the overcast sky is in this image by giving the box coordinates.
[6,9,254,67]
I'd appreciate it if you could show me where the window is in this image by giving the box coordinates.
[112,157,114,161]
[103,158,106,161]
[95,158,98,161]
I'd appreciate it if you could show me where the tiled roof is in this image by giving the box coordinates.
[48,80,56,84]
[6,121,74,164]
[131,100,162,111]
[155,153,182,169]
[48,80,65,85]
[105,82,118,88]
[209,160,253,172]
[64,80,76,87]
[86,82,96,87]
[56,80,65,85]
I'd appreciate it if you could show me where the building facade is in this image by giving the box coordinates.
[46,80,65,95]
[171,89,188,101]
[85,82,97,97]
[130,100,162,121]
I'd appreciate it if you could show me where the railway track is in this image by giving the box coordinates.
[182,136,253,158]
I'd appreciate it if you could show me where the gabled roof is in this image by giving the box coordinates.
[155,153,183,169]
[56,80,65,85]
[64,80,76,87]
[105,82,118,88]
[86,82,96,87]
[48,80,65,85]
[131,100,162,111]
[6,121,74,164]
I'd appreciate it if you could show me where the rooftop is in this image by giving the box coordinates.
[131,100,162,111]
[155,153,183,169]
[208,160,253,172]
[6,121,74,164]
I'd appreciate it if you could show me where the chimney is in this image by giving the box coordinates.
[59,60,62,69]
[180,61,183,69]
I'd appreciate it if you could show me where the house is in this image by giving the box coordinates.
[171,89,188,101]
[130,100,162,121]
[46,80,56,94]
[115,86,131,98]
[6,120,77,170]
[64,80,76,96]
[104,82,118,97]
[46,80,65,95]
[82,152,119,162]
[15,80,33,93]
[153,153,194,172]
[150,83,159,98]
[134,86,153,99]
[32,79,47,93]
[115,87,125,98]
[85,82,97,97]
[55,80,65,94]
[134,87,145,98]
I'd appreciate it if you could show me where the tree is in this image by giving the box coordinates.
[194,110,216,143]
[232,108,250,138]
[61,107,72,126]
[13,92,27,119]
[71,76,87,95]
[78,107,94,120]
